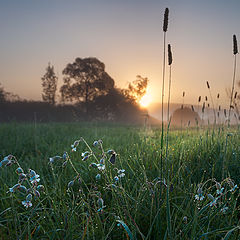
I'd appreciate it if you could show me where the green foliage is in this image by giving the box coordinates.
[0,123,240,239]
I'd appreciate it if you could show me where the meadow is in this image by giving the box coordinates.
[0,122,239,239]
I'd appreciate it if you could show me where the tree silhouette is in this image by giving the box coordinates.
[41,63,58,105]
[0,83,20,103]
[0,83,6,103]
[60,57,114,114]
[122,75,148,103]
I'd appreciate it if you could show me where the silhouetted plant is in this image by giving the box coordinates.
[181,91,185,109]
[228,35,238,126]
[206,81,216,124]
[41,63,58,105]
[160,7,169,203]
[167,44,173,123]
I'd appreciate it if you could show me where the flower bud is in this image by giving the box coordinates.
[67,180,74,189]
[89,163,98,168]
[18,185,27,193]
[16,167,24,174]
[96,174,101,181]
[9,183,20,193]
[26,193,32,202]
[37,185,45,192]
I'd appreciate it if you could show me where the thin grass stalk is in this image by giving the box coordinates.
[222,134,229,180]
[166,43,173,238]
[182,91,185,109]
[180,91,185,130]
[165,44,173,239]
[228,54,237,126]
[197,96,201,117]
[206,81,216,125]
[165,118,173,239]
[201,102,205,126]
[167,71,171,121]
[228,35,238,126]
[216,94,220,124]
[160,7,169,195]
[233,92,240,123]
[167,44,172,123]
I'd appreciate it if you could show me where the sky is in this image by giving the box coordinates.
[0,0,239,107]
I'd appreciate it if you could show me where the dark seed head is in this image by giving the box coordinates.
[168,44,173,65]
[234,92,237,99]
[233,35,238,55]
[109,153,116,164]
[206,81,210,89]
[163,8,169,32]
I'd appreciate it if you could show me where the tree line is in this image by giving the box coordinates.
[0,57,149,123]
[41,57,148,121]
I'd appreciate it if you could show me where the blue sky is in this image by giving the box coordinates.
[0,0,239,106]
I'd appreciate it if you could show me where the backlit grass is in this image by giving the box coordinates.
[0,122,240,239]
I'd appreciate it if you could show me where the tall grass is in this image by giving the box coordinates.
[206,81,217,124]
[160,7,169,196]
[0,122,240,239]
[167,44,173,124]
[228,34,238,126]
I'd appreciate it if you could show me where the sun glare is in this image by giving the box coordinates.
[139,92,152,108]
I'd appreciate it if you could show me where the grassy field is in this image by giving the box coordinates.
[0,122,240,239]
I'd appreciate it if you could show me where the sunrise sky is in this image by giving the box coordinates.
[0,0,239,107]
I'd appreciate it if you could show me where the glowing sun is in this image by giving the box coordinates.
[139,92,152,108]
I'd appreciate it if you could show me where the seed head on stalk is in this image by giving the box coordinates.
[233,35,238,55]
[206,80,216,124]
[206,81,210,89]
[228,35,238,126]
[167,43,173,123]
[163,8,169,32]
[168,44,173,65]
[234,92,237,99]
[160,7,169,202]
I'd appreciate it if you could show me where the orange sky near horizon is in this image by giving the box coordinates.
[0,0,239,109]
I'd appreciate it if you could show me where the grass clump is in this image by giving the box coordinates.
[0,122,240,239]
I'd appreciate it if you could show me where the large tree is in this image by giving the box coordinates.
[60,57,114,113]
[41,63,58,105]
